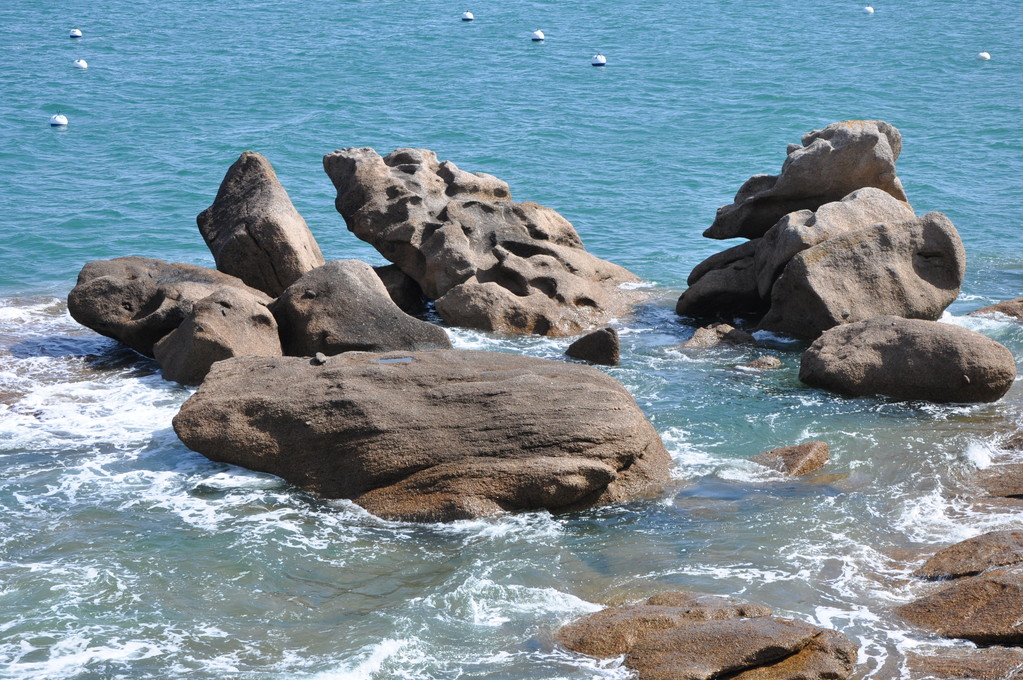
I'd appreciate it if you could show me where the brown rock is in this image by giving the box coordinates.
[752,441,830,477]
[682,323,757,349]
[565,327,620,366]
[742,356,783,370]
[799,316,1016,403]
[969,298,1023,320]
[732,629,859,680]
[914,531,1023,580]
[906,646,1023,680]
[975,464,1023,498]
[172,350,671,522]
[197,151,325,297]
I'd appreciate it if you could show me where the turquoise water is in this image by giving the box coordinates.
[1,0,1022,678]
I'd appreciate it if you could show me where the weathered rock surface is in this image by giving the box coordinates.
[759,212,965,340]
[682,323,757,349]
[153,286,282,385]
[970,298,1023,320]
[172,350,671,522]
[557,591,857,680]
[705,120,908,240]
[197,151,325,297]
[67,257,271,356]
[799,317,1015,403]
[742,356,783,370]
[896,565,1023,644]
[752,441,830,477]
[269,260,451,357]
[975,463,1023,498]
[565,327,620,366]
[323,147,640,336]
[374,264,427,316]
[906,646,1023,680]
[914,531,1023,580]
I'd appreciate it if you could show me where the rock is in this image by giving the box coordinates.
[67,257,271,356]
[914,531,1023,580]
[153,287,282,385]
[323,147,640,336]
[705,120,908,240]
[969,298,1023,320]
[799,316,1016,403]
[742,356,782,370]
[677,240,764,319]
[269,260,451,357]
[682,323,757,349]
[374,264,427,316]
[172,350,671,522]
[975,463,1023,498]
[906,647,1023,680]
[197,151,325,297]
[752,441,830,476]
[759,212,965,340]
[896,566,1023,644]
[565,327,620,366]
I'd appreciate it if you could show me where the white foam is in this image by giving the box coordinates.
[421,575,601,626]
[308,640,406,679]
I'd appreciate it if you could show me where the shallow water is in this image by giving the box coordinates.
[1,0,1022,678]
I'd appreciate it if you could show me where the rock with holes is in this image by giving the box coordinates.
[153,286,282,385]
[269,260,451,356]
[172,350,671,522]
[198,151,325,297]
[67,257,271,356]
[799,316,1015,403]
[557,591,858,680]
[323,147,640,336]
[914,531,1023,580]
[705,120,908,240]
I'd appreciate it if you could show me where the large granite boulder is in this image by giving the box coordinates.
[799,316,1015,403]
[557,591,858,680]
[172,350,671,522]
[67,257,271,356]
[759,212,965,339]
[197,151,325,297]
[153,286,282,385]
[914,531,1023,580]
[705,120,908,240]
[269,260,452,357]
[323,147,640,336]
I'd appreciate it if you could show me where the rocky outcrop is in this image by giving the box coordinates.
[565,327,619,366]
[557,591,858,680]
[172,350,671,522]
[758,213,965,339]
[906,647,1023,680]
[752,441,830,476]
[323,147,640,336]
[67,257,270,356]
[705,120,907,240]
[799,316,1015,403]
[197,151,325,297]
[153,286,282,385]
[914,531,1023,580]
[969,298,1023,320]
[269,260,452,357]
[682,323,757,349]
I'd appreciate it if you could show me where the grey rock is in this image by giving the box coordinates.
[566,327,620,366]
[374,264,427,316]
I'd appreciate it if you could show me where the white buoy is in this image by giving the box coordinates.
[69,28,82,38]
[531,29,545,42]
[73,58,88,69]
[863,6,874,14]
[50,113,68,127]
[591,53,607,66]
[461,11,474,21]
[977,51,991,60]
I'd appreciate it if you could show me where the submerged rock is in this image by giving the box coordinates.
[751,441,830,477]
[197,151,325,297]
[799,316,1015,403]
[565,327,620,366]
[681,322,757,349]
[741,356,782,370]
[172,350,671,522]
[323,147,640,336]
[914,530,1023,580]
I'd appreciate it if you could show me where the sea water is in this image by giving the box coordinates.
[1,0,1021,678]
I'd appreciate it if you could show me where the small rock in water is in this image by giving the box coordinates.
[682,323,756,349]
[751,441,830,476]
[565,327,619,366]
[742,356,782,370]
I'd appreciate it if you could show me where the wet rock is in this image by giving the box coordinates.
[565,327,620,366]
[197,151,325,297]
[759,212,965,340]
[269,260,451,357]
[799,316,1015,403]
[895,565,1023,644]
[975,463,1023,498]
[374,264,427,316]
[173,350,671,522]
[906,646,1023,680]
[752,441,830,477]
[969,298,1023,320]
[67,257,270,356]
[153,286,282,385]
[705,120,908,240]
[323,147,640,336]
[742,356,782,370]
[682,323,757,349]
[914,531,1023,580]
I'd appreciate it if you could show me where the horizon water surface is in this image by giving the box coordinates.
[1,1,1022,678]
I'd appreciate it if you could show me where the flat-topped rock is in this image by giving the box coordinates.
[914,530,1023,580]
[906,646,1023,680]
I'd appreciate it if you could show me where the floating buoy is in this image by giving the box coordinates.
[50,113,68,127]
[461,11,474,21]
[531,29,545,42]
[591,53,607,66]
[863,6,874,14]
[69,28,82,38]
[977,51,991,60]
[73,58,88,69]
